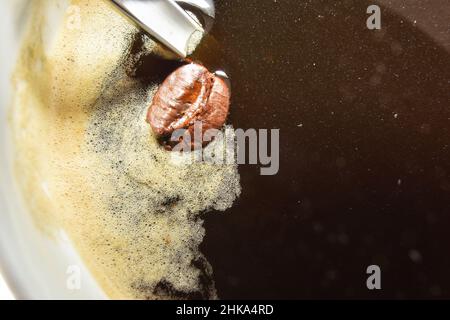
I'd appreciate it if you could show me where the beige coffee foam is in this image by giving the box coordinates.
[10,0,240,299]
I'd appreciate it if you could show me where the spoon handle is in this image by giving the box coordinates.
[109,0,204,58]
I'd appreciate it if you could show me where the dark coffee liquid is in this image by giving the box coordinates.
[132,0,450,299]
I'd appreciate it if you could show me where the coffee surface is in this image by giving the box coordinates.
[10,0,450,299]
[197,0,450,299]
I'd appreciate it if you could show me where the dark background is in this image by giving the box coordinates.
[200,0,450,299]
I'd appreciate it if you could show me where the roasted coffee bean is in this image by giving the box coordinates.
[147,63,230,150]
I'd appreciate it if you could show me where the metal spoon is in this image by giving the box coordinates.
[109,0,213,58]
